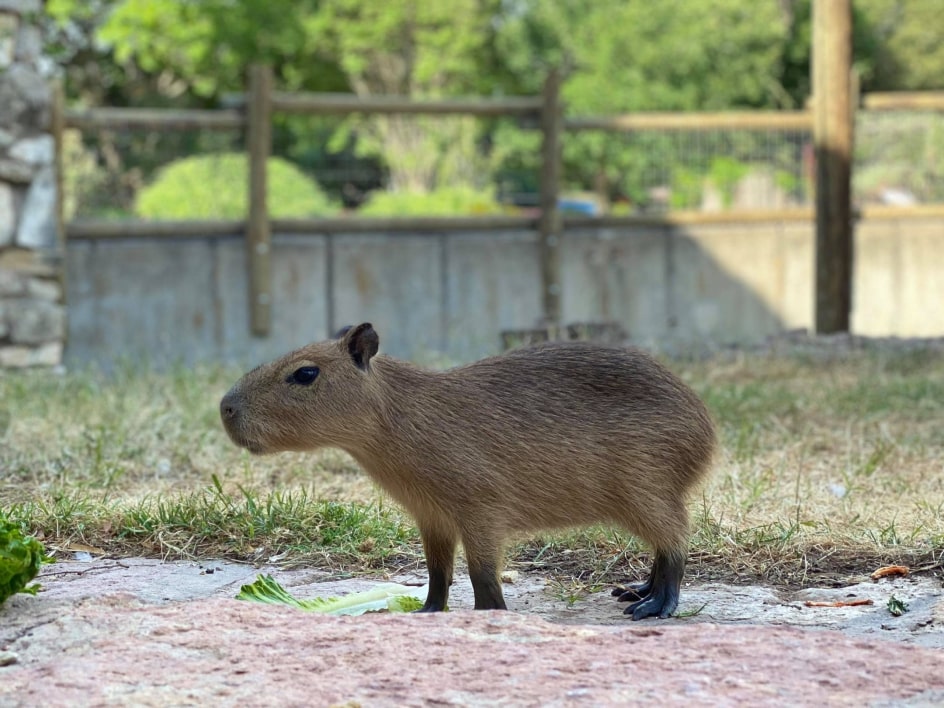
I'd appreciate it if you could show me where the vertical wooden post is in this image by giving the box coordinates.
[538,69,563,326]
[246,64,273,337]
[51,79,68,312]
[812,0,854,333]
[51,80,65,251]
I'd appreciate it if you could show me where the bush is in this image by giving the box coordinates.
[358,186,504,217]
[136,153,336,219]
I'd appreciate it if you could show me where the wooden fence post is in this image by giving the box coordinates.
[247,64,273,337]
[51,80,65,253]
[813,0,854,334]
[50,78,68,317]
[539,69,563,326]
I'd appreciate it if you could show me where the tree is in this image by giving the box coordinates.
[855,0,944,90]
[308,0,504,192]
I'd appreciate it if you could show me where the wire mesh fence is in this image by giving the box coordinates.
[63,125,244,221]
[855,110,944,206]
[61,100,944,222]
[558,128,813,215]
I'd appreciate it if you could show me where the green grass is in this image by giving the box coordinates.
[2,346,943,588]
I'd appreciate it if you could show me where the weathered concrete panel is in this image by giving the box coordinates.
[330,234,443,362]
[671,223,784,344]
[215,234,329,367]
[66,238,218,368]
[896,219,944,336]
[852,220,901,335]
[561,227,670,347]
[445,230,541,361]
[780,223,814,330]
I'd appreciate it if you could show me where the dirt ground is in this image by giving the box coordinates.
[2,558,943,706]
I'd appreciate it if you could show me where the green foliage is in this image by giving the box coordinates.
[135,153,336,220]
[359,186,504,216]
[857,0,944,90]
[70,0,345,98]
[0,514,52,605]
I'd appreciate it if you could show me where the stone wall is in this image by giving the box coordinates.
[0,0,65,367]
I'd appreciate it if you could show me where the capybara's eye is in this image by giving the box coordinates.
[288,367,319,385]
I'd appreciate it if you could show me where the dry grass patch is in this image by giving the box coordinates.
[2,344,942,588]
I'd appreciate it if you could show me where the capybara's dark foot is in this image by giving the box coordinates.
[623,585,678,620]
[414,602,446,613]
[612,578,652,602]
[618,549,682,620]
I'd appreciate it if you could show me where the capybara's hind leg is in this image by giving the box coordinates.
[622,547,685,620]
[612,553,661,602]
[462,533,507,610]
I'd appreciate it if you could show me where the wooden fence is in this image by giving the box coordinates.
[54,66,944,337]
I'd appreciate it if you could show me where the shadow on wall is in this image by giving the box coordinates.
[64,224,811,371]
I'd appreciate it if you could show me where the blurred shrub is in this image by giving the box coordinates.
[136,153,336,219]
[358,186,504,216]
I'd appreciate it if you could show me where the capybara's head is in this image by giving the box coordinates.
[220,323,380,454]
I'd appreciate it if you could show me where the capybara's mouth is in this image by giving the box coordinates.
[223,427,268,455]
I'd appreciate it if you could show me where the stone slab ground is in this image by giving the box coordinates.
[1,558,943,706]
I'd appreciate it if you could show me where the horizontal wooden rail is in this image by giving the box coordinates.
[565,209,814,227]
[64,107,245,131]
[223,92,543,117]
[273,215,538,232]
[862,92,944,111]
[63,205,944,240]
[66,220,244,239]
[566,111,813,132]
[857,204,944,220]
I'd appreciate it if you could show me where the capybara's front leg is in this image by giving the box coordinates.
[416,524,457,613]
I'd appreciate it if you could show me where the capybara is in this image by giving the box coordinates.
[220,323,715,619]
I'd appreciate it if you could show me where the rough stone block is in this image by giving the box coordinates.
[0,64,50,129]
[0,156,34,182]
[16,164,56,248]
[0,301,8,338]
[0,247,58,276]
[0,1,41,14]
[0,267,25,296]
[9,134,53,166]
[26,276,60,301]
[0,181,15,246]
[0,13,17,69]
[9,298,65,344]
[0,341,62,367]
[14,21,39,62]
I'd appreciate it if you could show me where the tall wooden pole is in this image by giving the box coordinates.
[813,0,854,333]
[538,69,563,326]
[247,64,273,337]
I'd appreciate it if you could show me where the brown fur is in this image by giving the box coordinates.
[221,324,715,619]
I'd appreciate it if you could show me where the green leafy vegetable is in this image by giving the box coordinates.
[0,516,54,605]
[236,574,425,615]
[887,595,909,617]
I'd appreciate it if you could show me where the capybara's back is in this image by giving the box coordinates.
[221,324,716,619]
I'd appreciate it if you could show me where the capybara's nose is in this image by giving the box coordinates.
[220,391,240,421]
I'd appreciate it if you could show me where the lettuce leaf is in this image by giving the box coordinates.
[236,574,425,615]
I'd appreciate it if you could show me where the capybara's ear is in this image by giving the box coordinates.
[334,325,353,339]
[342,323,379,371]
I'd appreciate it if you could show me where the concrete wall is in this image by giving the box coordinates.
[64,217,943,370]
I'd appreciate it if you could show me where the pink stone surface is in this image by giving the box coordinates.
[3,594,944,707]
